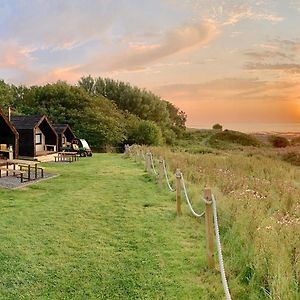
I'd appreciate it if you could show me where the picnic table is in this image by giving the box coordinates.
[4,159,43,181]
[55,152,79,163]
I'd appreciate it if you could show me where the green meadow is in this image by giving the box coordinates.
[1,151,299,299]
[0,154,227,299]
[148,145,300,300]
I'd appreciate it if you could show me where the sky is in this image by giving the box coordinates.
[1,0,300,131]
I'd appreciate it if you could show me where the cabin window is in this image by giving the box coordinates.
[35,133,42,145]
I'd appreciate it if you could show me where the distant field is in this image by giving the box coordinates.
[0,154,227,299]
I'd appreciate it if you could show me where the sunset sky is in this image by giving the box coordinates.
[1,0,300,131]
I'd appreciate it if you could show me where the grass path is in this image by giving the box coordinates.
[0,154,225,299]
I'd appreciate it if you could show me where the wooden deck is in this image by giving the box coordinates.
[35,150,56,157]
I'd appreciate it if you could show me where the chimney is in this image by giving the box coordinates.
[8,106,11,121]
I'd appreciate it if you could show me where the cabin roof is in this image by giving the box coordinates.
[10,115,44,129]
[0,108,19,136]
[53,124,75,137]
[53,124,69,134]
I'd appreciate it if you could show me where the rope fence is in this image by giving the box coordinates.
[124,144,232,300]
[162,159,176,192]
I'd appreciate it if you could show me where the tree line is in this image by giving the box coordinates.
[0,77,186,149]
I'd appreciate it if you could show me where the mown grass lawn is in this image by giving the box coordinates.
[0,154,226,299]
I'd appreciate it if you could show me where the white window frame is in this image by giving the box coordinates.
[35,133,42,145]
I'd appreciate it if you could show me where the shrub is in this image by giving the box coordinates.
[269,135,290,148]
[129,120,163,145]
[212,123,223,130]
[281,151,300,166]
[291,136,300,146]
[208,130,261,149]
[163,129,177,145]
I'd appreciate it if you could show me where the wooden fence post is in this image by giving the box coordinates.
[133,146,137,162]
[175,169,182,216]
[146,152,151,173]
[144,152,148,171]
[158,157,164,190]
[204,188,215,269]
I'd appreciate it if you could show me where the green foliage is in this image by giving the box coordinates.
[1,81,127,148]
[269,135,290,148]
[129,120,163,145]
[0,80,15,111]
[162,128,177,145]
[208,130,261,149]
[212,123,223,130]
[0,77,187,148]
[78,76,186,140]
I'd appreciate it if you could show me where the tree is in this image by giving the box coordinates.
[8,81,127,148]
[212,123,223,131]
[78,76,186,140]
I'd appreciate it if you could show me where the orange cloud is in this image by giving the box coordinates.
[81,20,218,72]
[245,63,300,73]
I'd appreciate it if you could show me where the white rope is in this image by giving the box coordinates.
[212,194,232,300]
[180,173,205,218]
[162,160,175,192]
[201,197,213,205]
[149,153,158,176]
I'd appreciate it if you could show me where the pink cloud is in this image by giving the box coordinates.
[0,41,34,68]
[81,20,218,72]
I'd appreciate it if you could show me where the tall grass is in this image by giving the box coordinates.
[135,146,300,299]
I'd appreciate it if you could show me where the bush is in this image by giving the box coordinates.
[212,123,223,130]
[129,120,163,145]
[291,136,300,146]
[282,151,300,166]
[163,129,177,145]
[269,135,290,148]
[208,130,261,149]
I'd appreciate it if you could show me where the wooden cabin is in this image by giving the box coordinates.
[0,109,19,159]
[53,124,76,150]
[10,115,58,157]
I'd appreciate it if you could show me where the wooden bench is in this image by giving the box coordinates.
[54,156,73,163]
[18,164,44,179]
[5,160,42,181]
[55,152,78,163]
[0,168,26,183]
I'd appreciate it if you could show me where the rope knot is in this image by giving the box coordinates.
[175,169,182,179]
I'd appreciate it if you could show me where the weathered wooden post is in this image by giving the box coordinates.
[145,152,151,173]
[144,152,148,171]
[133,146,138,162]
[175,168,182,216]
[124,144,129,155]
[158,157,164,191]
[204,188,215,269]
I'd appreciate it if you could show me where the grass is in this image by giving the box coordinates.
[143,145,300,300]
[0,154,230,299]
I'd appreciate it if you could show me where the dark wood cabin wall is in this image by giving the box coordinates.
[17,129,34,157]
